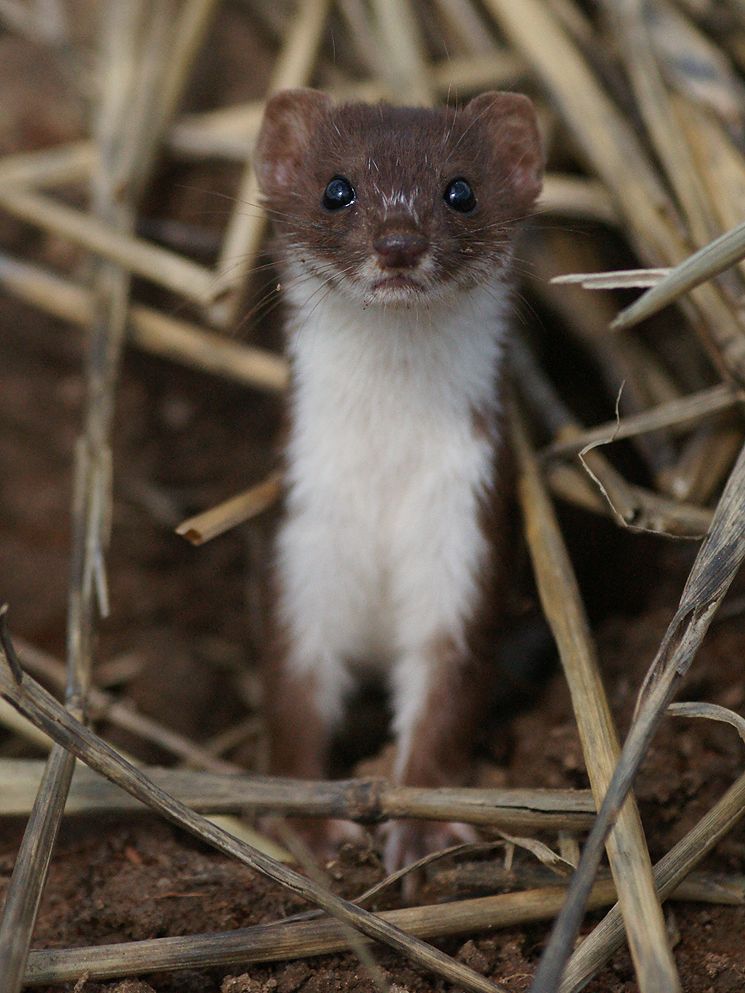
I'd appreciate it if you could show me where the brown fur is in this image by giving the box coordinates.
[255,89,543,295]
[470,405,493,442]
[254,89,542,870]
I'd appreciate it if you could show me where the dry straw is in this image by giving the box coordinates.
[0,757,596,830]
[0,646,509,993]
[0,4,221,991]
[512,406,678,992]
[1,2,744,992]
[20,872,742,986]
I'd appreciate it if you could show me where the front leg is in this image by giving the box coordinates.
[263,648,366,858]
[383,636,492,872]
[265,500,365,779]
[264,656,337,781]
[263,501,370,857]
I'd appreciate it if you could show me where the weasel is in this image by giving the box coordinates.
[254,88,543,871]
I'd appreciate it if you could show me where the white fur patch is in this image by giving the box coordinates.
[275,272,509,754]
[380,188,419,222]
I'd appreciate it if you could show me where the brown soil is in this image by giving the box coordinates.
[1,9,744,993]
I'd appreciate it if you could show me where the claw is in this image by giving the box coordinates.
[379,820,479,898]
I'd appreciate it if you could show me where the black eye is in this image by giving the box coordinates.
[322,176,355,210]
[444,177,476,213]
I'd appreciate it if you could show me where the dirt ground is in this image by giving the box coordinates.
[0,8,744,993]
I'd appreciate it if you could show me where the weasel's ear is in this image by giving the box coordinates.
[464,91,544,208]
[255,88,333,197]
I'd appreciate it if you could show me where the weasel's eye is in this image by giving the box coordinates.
[444,177,476,213]
[322,176,355,210]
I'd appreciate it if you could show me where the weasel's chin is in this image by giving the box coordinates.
[368,274,427,302]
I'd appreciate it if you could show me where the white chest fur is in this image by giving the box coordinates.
[276,276,510,728]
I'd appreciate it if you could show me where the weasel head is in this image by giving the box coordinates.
[255,89,543,309]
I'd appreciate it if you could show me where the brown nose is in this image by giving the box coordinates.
[373,231,428,269]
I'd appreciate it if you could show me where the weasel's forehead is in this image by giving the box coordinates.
[317,103,468,169]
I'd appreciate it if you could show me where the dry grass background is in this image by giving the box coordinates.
[0,2,744,992]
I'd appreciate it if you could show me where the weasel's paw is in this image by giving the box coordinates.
[260,816,367,865]
[380,819,479,894]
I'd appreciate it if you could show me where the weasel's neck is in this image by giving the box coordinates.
[283,275,511,424]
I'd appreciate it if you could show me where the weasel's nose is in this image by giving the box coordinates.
[373,231,428,269]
